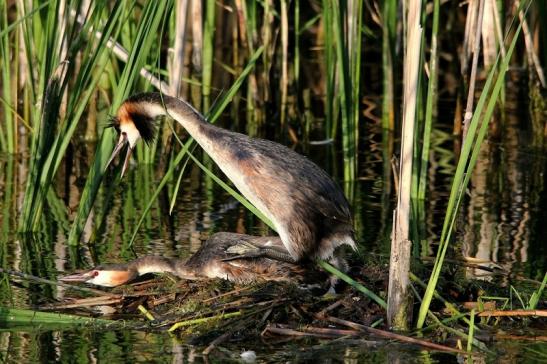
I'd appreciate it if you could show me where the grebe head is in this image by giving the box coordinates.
[60,264,137,287]
[107,94,165,176]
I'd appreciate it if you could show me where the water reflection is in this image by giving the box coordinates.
[461,105,547,281]
[0,330,178,363]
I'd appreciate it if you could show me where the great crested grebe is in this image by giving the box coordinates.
[61,233,310,287]
[107,92,355,263]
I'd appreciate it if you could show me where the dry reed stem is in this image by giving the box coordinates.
[170,0,190,97]
[263,324,359,339]
[325,316,469,355]
[463,0,485,140]
[516,0,546,87]
[494,334,547,341]
[387,0,422,331]
[481,0,497,67]
[43,296,123,310]
[462,0,478,75]
[191,0,203,71]
[477,309,547,317]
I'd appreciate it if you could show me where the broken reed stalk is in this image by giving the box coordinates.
[494,334,547,341]
[477,309,547,317]
[263,325,360,339]
[168,311,242,332]
[387,0,422,331]
[324,316,468,355]
[43,296,124,310]
[137,304,156,321]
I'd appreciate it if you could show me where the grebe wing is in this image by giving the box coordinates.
[184,232,305,283]
[233,138,352,224]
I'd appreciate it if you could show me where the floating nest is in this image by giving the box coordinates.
[43,263,477,358]
[48,265,389,339]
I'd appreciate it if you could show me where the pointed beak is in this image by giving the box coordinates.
[106,133,133,177]
[120,145,133,178]
[59,271,95,283]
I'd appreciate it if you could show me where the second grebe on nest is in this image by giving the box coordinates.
[61,233,311,287]
[107,92,355,265]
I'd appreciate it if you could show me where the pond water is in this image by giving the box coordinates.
[0,86,545,363]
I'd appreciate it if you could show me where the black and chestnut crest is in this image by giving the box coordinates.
[106,94,165,176]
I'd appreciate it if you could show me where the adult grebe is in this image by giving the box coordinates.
[107,92,355,263]
[60,233,309,287]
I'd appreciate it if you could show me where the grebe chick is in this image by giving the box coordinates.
[107,92,355,264]
[60,233,311,287]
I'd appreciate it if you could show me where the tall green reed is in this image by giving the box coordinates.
[413,0,440,251]
[19,1,129,232]
[0,307,115,328]
[349,0,363,182]
[18,33,66,231]
[416,4,527,328]
[67,0,173,245]
[417,0,440,203]
[322,0,336,139]
[331,0,361,183]
[0,0,15,153]
[0,157,15,303]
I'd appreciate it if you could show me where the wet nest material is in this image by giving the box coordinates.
[45,264,473,357]
[53,264,385,334]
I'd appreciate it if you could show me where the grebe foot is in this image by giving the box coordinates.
[223,240,296,264]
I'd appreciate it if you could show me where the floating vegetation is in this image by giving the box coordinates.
[0,307,116,331]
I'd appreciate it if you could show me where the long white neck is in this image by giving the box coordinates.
[143,96,223,158]
[137,95,277,238]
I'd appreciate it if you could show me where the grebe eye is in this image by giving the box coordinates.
[92,271,99,277]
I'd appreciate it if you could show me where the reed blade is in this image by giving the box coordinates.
[68,0,173,245]
[416,4,528,328]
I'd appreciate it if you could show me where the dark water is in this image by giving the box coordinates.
[1,99,546,362]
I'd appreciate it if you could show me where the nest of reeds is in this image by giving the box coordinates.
[50,264,388,346]
[48,262,524,358]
